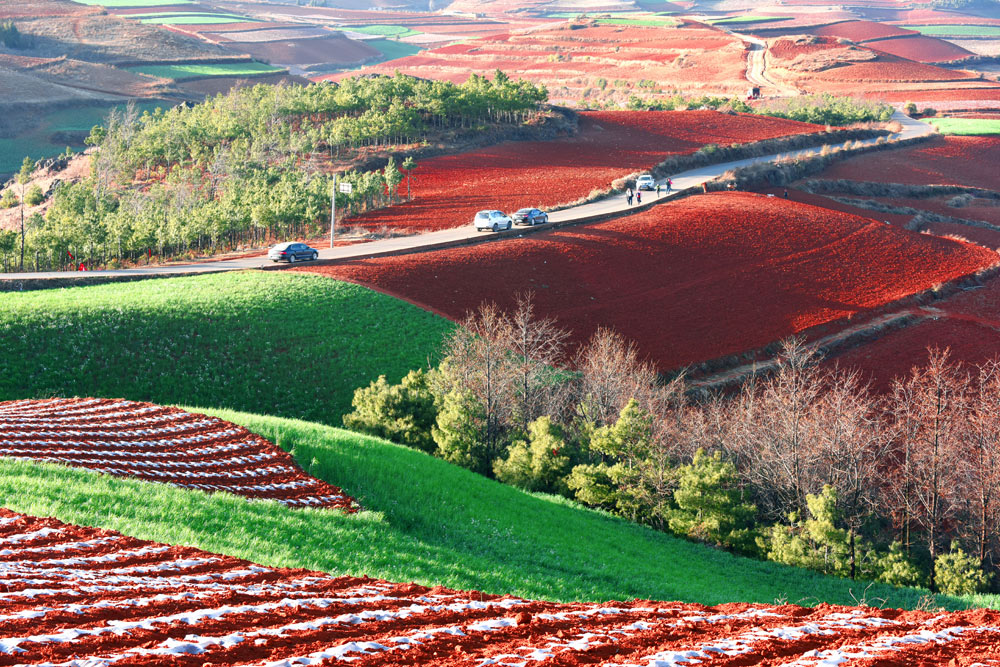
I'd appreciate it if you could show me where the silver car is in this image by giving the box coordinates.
[269,242,318,263]
[474,210,512,232]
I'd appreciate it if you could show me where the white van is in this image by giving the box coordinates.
[473,210,513,232]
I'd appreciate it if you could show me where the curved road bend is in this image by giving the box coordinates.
[0,112,933,282]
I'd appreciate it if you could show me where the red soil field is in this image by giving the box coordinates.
[868,35,975,63]
[816,136,1000,191]
[5,508,1000,666]
[298,193,996,371]
[810,56,978,82]
[769,36,849,60]
[321,23,751,103]
[827,315,1000,392]
[872,86,1000,105]
[214,35,378,67]
[0,398,357,511]
[812,20,916,42]
[924,221,1000,249]
[340,110,823,234]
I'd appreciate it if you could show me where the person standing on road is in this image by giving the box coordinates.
[656,183,661,198]
[667,178,673,193]
[636,190,641,204]
[626,188,633,206]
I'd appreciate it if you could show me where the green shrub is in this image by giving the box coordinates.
[762,486,850,577]
[668,449,756,551]
[433,389,489,474]
[493,416,572,494]
[936,545,989,595]
[342,369,438,453]
[0,189,17,209]
[872,542,925,588]
[24,184,45,206]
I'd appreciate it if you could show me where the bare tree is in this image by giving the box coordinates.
[891,348,966,591]
[740,338,823,522]
[958,360,1000,572]
[575,327,658,428]
[814,368,892,579]
[440,301,516,462]
[505,293,570,431]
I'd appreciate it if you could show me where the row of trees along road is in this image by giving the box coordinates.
[345,297,1000,596]
[7,72,547,272]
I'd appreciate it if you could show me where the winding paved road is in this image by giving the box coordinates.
[0,112,934,283]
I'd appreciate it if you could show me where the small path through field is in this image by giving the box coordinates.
[0,113,935,282]
[731,31,801,97]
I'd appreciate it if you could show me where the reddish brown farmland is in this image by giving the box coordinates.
[319,22,752,104]
[5,508,1000,666]
[811,20,917,41]
[299,193,996,371]
[0,398,357,511]
[343,110,824,233]
[868,35,975,63]
[815,136,1000,190]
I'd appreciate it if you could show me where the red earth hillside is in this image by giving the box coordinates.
[0,398,357,511]
[298,192,997,371]
[343,110,825,233]
[5,508,1000,666]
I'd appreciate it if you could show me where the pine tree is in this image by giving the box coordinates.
[668,449,756,551]
[383,156,403,204]
[493,416,572,494]
[433,389,488,474]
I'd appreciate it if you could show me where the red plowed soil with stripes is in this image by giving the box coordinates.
[343,111,824,233]
[0,398,357,511]
[811,20,916,41]
[3,508,1000,666]
[298,192,997,371]
[814,136,1000,190]
[868,35,975,63]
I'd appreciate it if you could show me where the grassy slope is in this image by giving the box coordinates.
[0,271,451,423]
[3,407,995,610]
[929,118,1000,136]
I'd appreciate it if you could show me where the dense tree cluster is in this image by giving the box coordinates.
[0,21,31,49]
[625,93,893,126]
[345,299,1000,595]
[8,72,547,271]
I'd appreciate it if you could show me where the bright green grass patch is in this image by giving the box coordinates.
[349,25,420,38]
[709,15,792,25]
[929,117,1000,135]
[366,39,424,62]
[1,409,995,610]
[73,0,194,6]
[127,61,282,78]
[0,101,164,177]
[903,24,1000,37]
[0,271,452,423]
[138,14,254,24]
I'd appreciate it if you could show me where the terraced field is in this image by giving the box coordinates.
[0,398,356,510]
[4,508,1000,666]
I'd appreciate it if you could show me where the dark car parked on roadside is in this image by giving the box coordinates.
[511,208,549,226]
[268,242,319,263]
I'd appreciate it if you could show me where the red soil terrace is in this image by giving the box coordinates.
[868,35,975,63]
[4,508,1000,666]
[0,398,357,511]
[342,110,824,234]
[299,192,996,371]
[816,135,1000,191]
[811,20,917,42]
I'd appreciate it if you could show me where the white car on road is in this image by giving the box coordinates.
[635,174,655,191]
[474,210,513,232]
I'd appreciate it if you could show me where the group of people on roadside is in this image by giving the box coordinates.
[625,178,672,206]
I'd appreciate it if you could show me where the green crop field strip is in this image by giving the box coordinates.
[126,62,283,78]
[0,101,164,177]
[366,39,424,63]
[929,118,1000,135]
[2,409,996,610]
[137,14,256,24]
[903,24,1000,36]
[349,25,420,38]
[0,272,452,423]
